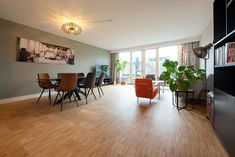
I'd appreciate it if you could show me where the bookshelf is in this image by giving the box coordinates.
[213,0,235,156]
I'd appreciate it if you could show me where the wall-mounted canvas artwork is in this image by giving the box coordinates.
[17,38,75,65]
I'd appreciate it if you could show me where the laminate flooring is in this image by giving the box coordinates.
[0,85,228,157]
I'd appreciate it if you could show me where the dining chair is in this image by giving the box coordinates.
[77,72,97,104]
[57,73,63,79]
[77,72,86,85]
[77,73,85,77]
[95,72,105,98]
[54,73,78,111]
[37,73,56,104]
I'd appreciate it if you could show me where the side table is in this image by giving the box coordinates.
[172,89,195,110]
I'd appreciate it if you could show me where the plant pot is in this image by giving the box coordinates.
[121,81,127,85]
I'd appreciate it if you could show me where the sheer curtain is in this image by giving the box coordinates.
[178,41,200,68]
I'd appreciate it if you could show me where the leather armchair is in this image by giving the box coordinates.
[135,78,160,104]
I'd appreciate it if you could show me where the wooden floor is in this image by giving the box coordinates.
[0,85,228,157]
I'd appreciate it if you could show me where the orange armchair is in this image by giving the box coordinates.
[135,78,160,104]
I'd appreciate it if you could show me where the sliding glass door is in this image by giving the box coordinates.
[158,45,178,77]
[117,45,178,83]
[145,49,157,80]
[119,52,130,82]
[131,51,142,81]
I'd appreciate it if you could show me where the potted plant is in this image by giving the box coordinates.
[115,59,128,85]
[160,59,205,92]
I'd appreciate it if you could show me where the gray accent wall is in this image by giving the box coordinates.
[0,18,110,99]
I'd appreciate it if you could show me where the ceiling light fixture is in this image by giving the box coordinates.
[61,22,82,35]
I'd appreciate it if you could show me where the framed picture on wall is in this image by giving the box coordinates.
[17,37,75,65]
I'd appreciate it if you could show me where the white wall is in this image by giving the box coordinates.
[199,19,214,90]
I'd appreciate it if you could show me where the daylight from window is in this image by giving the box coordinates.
[118,45,178,83]
[159,46,178,77]
[145,49,157,80]
[119,52,130,82]
[132,51,142,80]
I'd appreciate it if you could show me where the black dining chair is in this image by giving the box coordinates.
[77,72,97,104]
[95,72,105,98]
[77,73,85,77]
[37,73,56,104]
[77,72,86,85]
[54,73,79,111]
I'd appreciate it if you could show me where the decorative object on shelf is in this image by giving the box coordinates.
[61,22,82,35]
[17,37,75,65]
[160,59,205,92]
[115,59,128,84]
[193,43,213,100]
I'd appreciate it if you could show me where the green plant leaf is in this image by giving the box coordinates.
[160,59,205,92]
[180,80,190,90]
[169,81,177,91]
[160,71,170,80]
[178,66,185,71]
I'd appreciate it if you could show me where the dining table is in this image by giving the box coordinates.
[38,76,86,104]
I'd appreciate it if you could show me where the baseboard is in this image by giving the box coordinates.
[0,91,57,104]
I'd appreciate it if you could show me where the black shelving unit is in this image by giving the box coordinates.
[213,0,235,156]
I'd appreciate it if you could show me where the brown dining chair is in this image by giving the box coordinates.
[54,73,78,111]
[77,72,97,104]
[95,72,105,98]
[37,73,56,104]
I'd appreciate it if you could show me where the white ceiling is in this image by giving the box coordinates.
[0,0,213,51]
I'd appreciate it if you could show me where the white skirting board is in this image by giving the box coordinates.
[0,91,57,104]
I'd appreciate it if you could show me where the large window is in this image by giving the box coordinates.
[158,46,178,77]
[117,45,178,83]
[145,49,157,80]
[119,52,130,82]
[132,51,142,80]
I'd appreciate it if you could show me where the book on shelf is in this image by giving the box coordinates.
[215,42,235,66]
[226,42,235,64]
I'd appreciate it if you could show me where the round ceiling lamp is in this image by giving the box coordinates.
[61,22,82,35]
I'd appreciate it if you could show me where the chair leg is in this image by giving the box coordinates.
[99,86,104,95]
[91,88,97,100]
[87,88,91,95]
[137,97,139,103]
[61,92,64,111]
[73,92,79,106]
[85,88,88,104]
[97,86,101,98]
[149,99,152,105]
[53,91,60,106]
[37,89,45,103]
[49,88,51,104]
